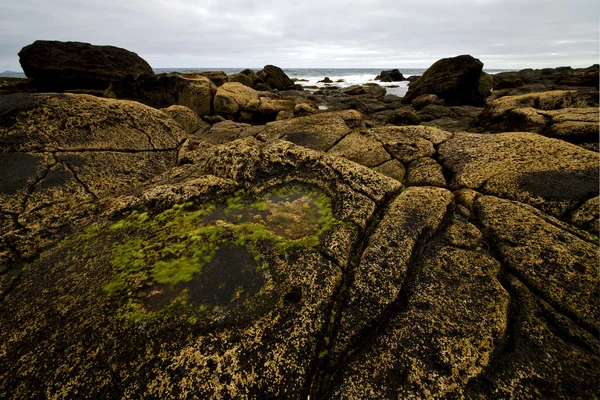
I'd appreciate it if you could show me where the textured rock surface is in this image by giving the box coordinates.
[404,55,491,106]
[214,82,295,121]
[478,89,599,145]
[18,40,153,90]
[439,131,599,217]
[0,93,186,269]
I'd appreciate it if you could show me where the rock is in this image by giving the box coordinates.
[191,70,229,86]
[494,74,525,90]
[403,55,491,106]
[327,132,391,167]
[382,94,402,103]
[256,110,364,152]
[105,73,217,117]
[293,103,318,117]
[569,196,600,234]
[194,120,261,145]
[478,90,599,145]
[411,94,445,110]
[368,125,452,164]
[213,82,295,121]
[329,187,454,371]
[332,244,508,399]
[406,75,420,83]
[378,69,405,82]
[0,77,35,95]
[493,64,599,89]
[258,65,295,90]
[18,40,153,90]
[405,157,446,187]
[0,92,186,262]
[372,159,406,182]
[240,69,263,85]
[417,104,483,132]
[342,85,366,95]
[336,79,345,83]
[474,194,599,332]
[1,89,599,399]
[318,77,334,83]
[228,73,255,88]
[439,131,599,217]
[161,105,208,135]
[363,84,386,98]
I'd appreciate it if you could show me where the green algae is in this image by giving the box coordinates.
[99,185,347,319]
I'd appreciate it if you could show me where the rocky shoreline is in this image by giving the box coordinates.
[0,40,598,399]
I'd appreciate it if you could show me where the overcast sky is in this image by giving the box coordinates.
[1,0,598,71]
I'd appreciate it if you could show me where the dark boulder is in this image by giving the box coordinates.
[318,77,334,83]
[18,40,153,90]
[407,75,421,83]
[378,69,405,82]
[258,65,295,90]
[403,55,491,106]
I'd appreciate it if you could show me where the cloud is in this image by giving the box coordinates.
[0,0,598,71]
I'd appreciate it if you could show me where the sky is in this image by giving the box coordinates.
[0,0,598,71]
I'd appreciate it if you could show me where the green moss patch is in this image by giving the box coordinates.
[99,185,345,319]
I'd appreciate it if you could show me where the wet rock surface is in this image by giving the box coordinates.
[1,51,599,399]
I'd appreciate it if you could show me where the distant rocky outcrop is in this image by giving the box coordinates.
[377,69,405,82]
[403,55,492,106]
[318,77,334,83]
[18,40,153,90]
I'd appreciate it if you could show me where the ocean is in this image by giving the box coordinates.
[155,67,510,97]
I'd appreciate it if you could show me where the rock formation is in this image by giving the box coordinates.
[0,44,599,399]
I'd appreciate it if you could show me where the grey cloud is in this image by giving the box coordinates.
[0,0,598,71]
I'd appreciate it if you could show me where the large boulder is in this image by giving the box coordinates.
[403,55,491,106]
[258,65,295,91]
[105,73,217,117]
[18,40,153,90]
